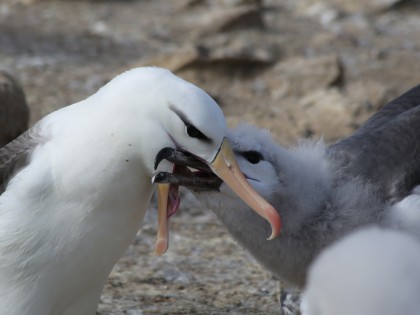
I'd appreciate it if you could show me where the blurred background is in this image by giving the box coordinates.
[1,0,420,314]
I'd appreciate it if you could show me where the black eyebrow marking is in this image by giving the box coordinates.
[169,103,212,143]
[169,103,191,125]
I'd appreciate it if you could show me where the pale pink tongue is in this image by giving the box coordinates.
[167,184,180,217]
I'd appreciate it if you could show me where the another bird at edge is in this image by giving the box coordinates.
[302,226,420,315]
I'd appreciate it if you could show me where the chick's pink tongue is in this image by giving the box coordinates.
[167,184,180,217]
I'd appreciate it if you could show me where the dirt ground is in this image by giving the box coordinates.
[1,0,420,314]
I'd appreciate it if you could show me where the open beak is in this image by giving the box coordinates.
[152,138,282,255]
[209,138,282,240]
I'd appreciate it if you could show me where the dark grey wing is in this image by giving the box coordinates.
[0,124,45,194]
[329,103,420,203]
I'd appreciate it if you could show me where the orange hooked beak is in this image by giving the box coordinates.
[209,138,282,240]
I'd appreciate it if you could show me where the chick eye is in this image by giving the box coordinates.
[186,123,209,141]
[241,150,264,164]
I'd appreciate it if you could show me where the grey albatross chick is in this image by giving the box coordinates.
[301,226,420,315]
[153,84,420,288]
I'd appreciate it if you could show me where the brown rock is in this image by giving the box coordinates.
[135,41,274,73]
[176,0,203,10]
[345,80,391,111]
[0,71,30,147]
[331,0,404,13]
[262,55,342,99]
[296,88,354,141]
[136,46,201,73]
[199,5,264,35]
[205,39,274,65]
[177,0,263,11]
[344,80,394,130]
[296,0,405,15]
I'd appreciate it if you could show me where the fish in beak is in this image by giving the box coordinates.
[152,138,282,255]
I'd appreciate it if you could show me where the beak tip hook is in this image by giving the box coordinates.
[154,147,176,170]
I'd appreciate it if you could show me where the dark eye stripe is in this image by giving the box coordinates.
[169,103,212,143]
[186,123,209,141]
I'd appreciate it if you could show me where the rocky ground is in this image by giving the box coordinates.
[1,0,420,314]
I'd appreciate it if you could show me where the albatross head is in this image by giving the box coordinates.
[100,68,281,254]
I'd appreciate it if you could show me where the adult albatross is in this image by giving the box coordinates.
[0,67,281,315]
[153,84,420,288]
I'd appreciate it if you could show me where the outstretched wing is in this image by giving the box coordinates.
[328,85,420,202]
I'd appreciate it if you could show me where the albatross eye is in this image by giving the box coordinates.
[241,150,264,164]
[186,123,209,141]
